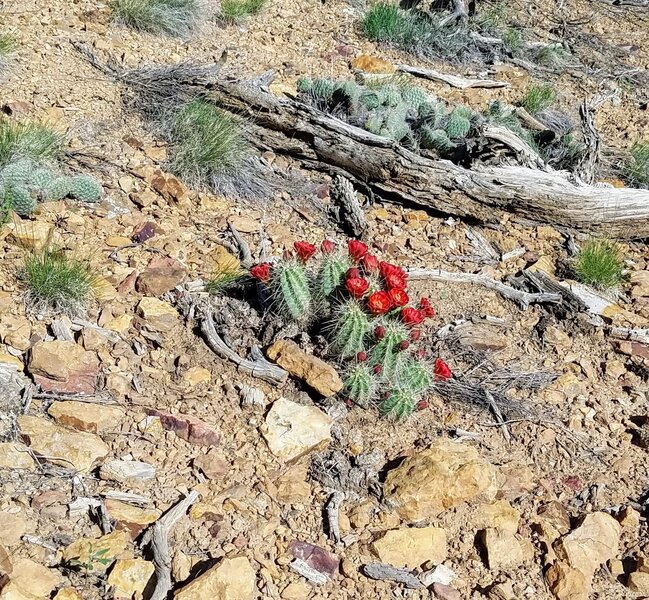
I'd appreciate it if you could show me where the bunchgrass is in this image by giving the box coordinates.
[521,83,556,116]
[574,239,624,290]
[205,270,245,293]
[111,0,205,37]
[0,32,16,72]
[21,248,97,314]
[625,141,649,188]
[0,120,63,167]
[534,44,570,68]
[218,0,265,22]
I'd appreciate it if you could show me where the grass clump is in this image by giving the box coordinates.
[22,248,97,314]
[521,83,556,116]
[0,32,17,71]
[111,0,205,37]
[574,239,624,290]
[0,120,63,167]
[218,0,265,22]
[625,141,649,188]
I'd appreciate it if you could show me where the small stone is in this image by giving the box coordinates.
[288,541,339,578]
[371,527,446,569]
[146,409,220,446]
[53,589,83,600]
[62,531,131,574]
[0,354,23,372]
[262,398,332,463]
[0,443,36,470]
[383,439,499,521]
[48,401,125,434]
[18,415,109,472]
[477,500,520,535]
[266,340,343,396]
[350,54,395,73]
[627,571,649,593]
[630,270,649,297]
[174,556,256,599]
[545,561,588,600]
[281,581,311,600]
[7,558,62,597]
[29,341,99,394]
[0,512,28,546]
[104,314,133,334]
[183,367,211,386]
[137,297,179,332]
[136,256,187,296]
[227,215,259,233]
[99,459,156,482]
[618,506,641,528]
[274,464,311,504]
[107,558,155,598]
[106,236,132,247]
[7,221,54,250]
[488,581,516,600]
[32,489,67,508]
[105,499,161,538]
[433,583,462,600]
[172,552,193,583]
[420,564,455,587]
[193,449,229,479]
[536,502,571,544]
[481,528,527,569]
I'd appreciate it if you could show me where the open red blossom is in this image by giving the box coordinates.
[385,273,407,291]
[250,263,271,282]
[346,267,361,280]
[419,297,436,318]
[346,277,369,298]
[401,307,424,327]
[379,261,408,280]
[434,358,452,381]
[388,288,409,307]
[361,254,379,274]
[294,241,316,262]
[348,240,368,262]
[367,291,392,314]
[321,240,336,254]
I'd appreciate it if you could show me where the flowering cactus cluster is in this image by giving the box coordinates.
[250,239,452,419]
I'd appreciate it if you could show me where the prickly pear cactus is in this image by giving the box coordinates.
[445,106,473,139]
[380,85,402,108]
[270,260,312,320]
[1,159,32,187]
[365,113,385,135]
[28,167,55,191]
[401,86,428,110]
[333,81,361,110]
[296,77,313,93]
[381,105,411,142]
[44,176,72,201]
[419,125,453,151]
[360,90,381,110]
[344,363,378,407]
[332,300,370,359]
[69,174,102,203]
[311,79,335,104]
[8,185,36,217]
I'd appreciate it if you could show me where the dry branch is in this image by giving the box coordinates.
[363,563,424,589]
[396,64,509,89]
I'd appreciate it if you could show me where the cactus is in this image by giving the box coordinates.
[379,388,417,420]
[311,78,335,104]
[360,90,381,110]
[419,101,446,128]
[398,357,432,393]
[445,106,473,139]
[331,300,370,358]
[380,85,402,108]
[269,259,312,320]
[28,167,55,191]
[44,176,72,201]
[369,321,408,379]
[1,159,32,187]
[317,254,349,298]
[69,174,102,203]
[419,126,453,151]
[381,105,410,142]
[297,77,313,93]
[333,81,361,110]
[7,185,36,216]
[401,86,428,110]
[365,113,384,135]
[344,363,378,407]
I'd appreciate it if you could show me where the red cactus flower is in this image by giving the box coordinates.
[379,261,408,280]
[399,340,410,351]
[374,325,386,339]
[321,240,336,254]
[410,329,421,341]
[367,291,392,315]
[385,272,407,291]
[346,267,361,280]
[361,254,379,274]
[434,358,452,381]
[250,263,271,282]
[294,241,317,262]
[401,307,424,327]
[346,277,369,298]
[373,364,383,375]
[357,351,368,362]
[348,239,368,262]
[388,288,409,307]
[419,297,436,318]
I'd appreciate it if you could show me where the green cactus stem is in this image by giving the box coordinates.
[316,254,349,299]
[69,174,102,203]
[331,300,370,359]
[379,388,417,420]
[269,259,312,320]
[344,363,378,407]
[369,321,408,379]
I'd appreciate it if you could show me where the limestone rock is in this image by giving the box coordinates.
[146,409,220,446]
[350,54,395,74]
[18,415,109,472]
[545,562,588,600]
[62,531,131,573]
[262,398,332,462]
[53,589,83,600]
[0,512,28,546]
[481,528,528,570]
[554,512,620,578]
[107,558,155,599]
[281,581,311,600]
[105,499,161,538]
[0,443,36,470]
[274,464,311,504]
[136,255,187,296]
[7,221,54,250]
[383,439,499,521]
[477,500,520,535]
[48,401,125,434]
[193,449,229,479]
[7,558,61,597]
[174,556,256,599]
[29,341,99,394]
[99,459,156,482]
[0,579,41,599]
[627,571,649,593]
[536,501,571,545]
[371,527,446,568]
[183,367,211,386]
[432,583,462,600]
[631,270,649,297]
[266,340,343,397]
[137,298,179,332]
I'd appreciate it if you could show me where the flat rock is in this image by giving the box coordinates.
[288,541,339,577]
[554,512,620,578]
[174,556,256,599]
[107,558,155,599]
[99,459,156,482]
[478,500,520,535]
[53,589,83,600]
[266,340,342,397]
[262,398,332,462]
[433,583,462,600]
[18,415,109,473]
[136,255,187,296]
[137,297,179,332]
[29,341,99,394]
[383,439,499,521]
[105,499,161,538]
[0,512,29,546]
[481,528,528,570]
[0,443,36,470]
[193,449,229,479]
[7,221,54,250]
[545,561,589,600]
[627,570,649,593]
[62,531,131,574]
[350,54,395,74]
[371,526,446,569]
[0,579,42,599]
[146,409,220,446]
[7,558,62,597]
[48,401,125,434]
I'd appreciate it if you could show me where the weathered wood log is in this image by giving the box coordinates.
[204,79,649,238]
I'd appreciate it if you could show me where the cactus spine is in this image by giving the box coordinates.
[344,363,378,407]
[332,300,369,358]
[270,260,312,320]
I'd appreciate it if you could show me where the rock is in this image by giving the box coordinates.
[0,512,28,546]
[0,443,36,470]
[105,499,161,538]
[383,439,499,521]
[545,562,588,600]
[6,558,61,597]
[477,500,520,534]
[631,270,649,297]
[146,409,220,446]
[420,564,455,587]
[266,340,343,397]
[554,512,620,578]
[7,221,54,250]
[53,589,83,600]
[183,367,211,386]
[0,354,23,372]
[32,489,67,508]
[136,255,187,296]
[18,415,109,472]
[99,459,156,482]
[29,341,99,394]
[433,583,462,600]
[107,558,155,599]
[137,297,179,332]
[0,579,41,599]
[288,541,339,578]
[281,581,311,600]
[211,245,241,276]
[458,325,508,351]
[350,54,395,73]
[47,401,125,433]
[618,506,641,528]
[104,314,132,334]
[536,502,571,544]
[371,527,446,569]
[274,464,311,504]
[62,531,131,573]
[488,581,516,600]
[481,528,527,569]
[174,556,256,599]
[627,571,649,593]
[193,449,229,479]
[262,398,332,462]
[172,551,193,583]
[0,316,31,351]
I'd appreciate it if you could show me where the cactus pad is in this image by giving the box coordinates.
[69,174,102,203]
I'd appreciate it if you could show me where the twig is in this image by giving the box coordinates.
[290,559,328,584]
[141,490,199,600]
[22,535,58,552]
[95,500,113,535]
[228,221,253,267]
[407,268,562,309]
[201,310,288,385]
[609,327,649,345]
[484,390,511,441]
[396,64,509,89]
[325,492,344,543]
[330,175,368,238]
[363,563,424,589]
[32,391,118,405]
[575,94,615,184]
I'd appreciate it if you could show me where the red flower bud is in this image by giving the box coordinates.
[419,297,435,318]
[417,400,429,410]
[321,240,336,254]
[401,307,424,327]
[346,267,361,280]
[367,291,392,315]
[357,351,368,362]
[374,325,386,339]
[388,288,409,307]
[294,240,317,262]
[434,358,452,381]
[416,348,426,359]
[250,262,271,282]
[348,239,368,262]
[373,364,383,375]
[399,340,410,351]
[409,329,421,341]
[361,254,379,274]
[346,277,369,298]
